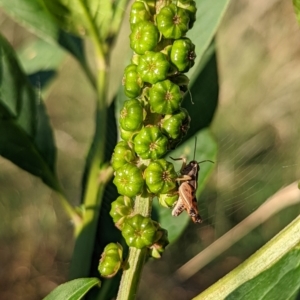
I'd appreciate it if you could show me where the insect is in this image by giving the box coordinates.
[170,137,214,223]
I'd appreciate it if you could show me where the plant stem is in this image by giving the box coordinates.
[68,2,110,277]
[69,67,109,276]
[57,192,82,229]
[67,0,129,282]
[116,194,153,300]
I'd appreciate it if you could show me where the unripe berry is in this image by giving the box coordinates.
[113,163,144,197]
[133,126,168,160]
[98,243,123,278]
[122,214,157,249]
[144,159,177,194]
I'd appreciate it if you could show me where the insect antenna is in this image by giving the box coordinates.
[197,160,214,165]
[193,136,197,161]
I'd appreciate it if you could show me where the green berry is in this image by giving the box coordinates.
[171,38,196,72]
[110,196,134,229]
[149,227,169,258]
[158,192,178,208]
[161,108,190,139]
[130,21,159,55]
[177,0,197,29]
[121,214,157,248]
[119,99,144,132]
[156,3,190,39]
[133,127,168,160]
[98,243,123,278]
[113,163,144,197]
[130,1,151,29]
[137,51,170,84]
[123,64,144,98]
[144,159,177,194]
[111,141,136,171]
[149,80,182,114]
[120,128,136,142]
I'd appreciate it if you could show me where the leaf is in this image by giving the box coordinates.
[0,34,58,190]
[41,0,113,39]
[293,0,300,25]
[153,129,218,243]
[0,0,86,63]
[43,278,101,300]
[225,248,300,300]
[18,39,65,75]
[17,38,65,88]
[187,0,230,79]
[195,215,300,299]
[183,44,219,140]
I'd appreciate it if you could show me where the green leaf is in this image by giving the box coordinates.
[0,34,58,190]
[153,129,218,243]
[183,44,219,140]
[195,215,300,299]
[0,0,86,63]
[43,278,101,300]
[41,0,113,39]
[293,0,300,25]
[18,39,65,75]
[17,38,65,88]
[225,248,300,300]
[187,0,230,78]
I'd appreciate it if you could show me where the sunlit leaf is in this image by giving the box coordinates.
[43,278,101,300]
[0,0,86,63]
[17,38,65,88]
[187,0,230,78]
[41,0,113,39]
[195,215,300,299]
[183,44,219,140]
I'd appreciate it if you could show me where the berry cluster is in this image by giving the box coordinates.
[99,0,197,278]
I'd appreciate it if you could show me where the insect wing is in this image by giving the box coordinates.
[171,196,185,216]
[178,182,202,223]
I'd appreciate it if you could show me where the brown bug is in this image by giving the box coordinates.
[170,137,214,223]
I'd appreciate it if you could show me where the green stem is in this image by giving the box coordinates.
[57,191,82,229]
[68,3,109,277]
[67,0,129,282]
[116,194,153,300]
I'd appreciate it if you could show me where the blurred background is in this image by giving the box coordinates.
[0,0,300,299]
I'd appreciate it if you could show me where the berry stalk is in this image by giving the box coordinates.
[98,0,198,297]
